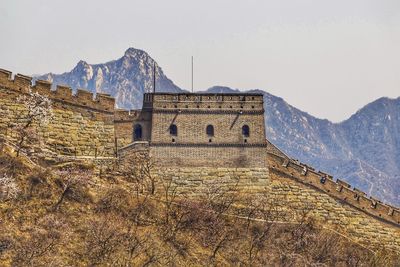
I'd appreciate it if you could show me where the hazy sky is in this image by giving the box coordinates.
[1,0,399,122]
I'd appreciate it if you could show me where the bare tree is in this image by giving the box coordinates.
[53,166,92,211]
[118,150,156,197]
[12,91,53,157]
[79,214,149,266]
[160,176,179,226]
[11,215,66,266]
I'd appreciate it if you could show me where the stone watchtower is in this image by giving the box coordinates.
[116,92,268,167]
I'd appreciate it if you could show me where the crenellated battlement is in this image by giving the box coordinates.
[267,148,400,227]
[0,68,115,113]
[145,92,265,112]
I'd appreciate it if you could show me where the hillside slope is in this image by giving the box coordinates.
[0,142,398,266]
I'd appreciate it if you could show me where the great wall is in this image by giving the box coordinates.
[0,68,399,252]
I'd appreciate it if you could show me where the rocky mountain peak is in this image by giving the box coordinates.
[124,47,147,57]
[72,60,90,71]
[35,47,182,109]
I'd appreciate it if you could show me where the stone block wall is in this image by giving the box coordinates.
[114,109,152,148]
[267,152,400,226]
[151,145,268,168]
[151,111,266,144]
[154,166,400,251]
[148,93,264,112]
[152,167,270,196]
[0,69,116,157]
[147,92,268,168]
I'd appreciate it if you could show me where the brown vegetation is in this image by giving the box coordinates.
[0,147,399,266]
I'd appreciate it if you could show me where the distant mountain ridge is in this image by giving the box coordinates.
[35,48,400,206]
[35,48,182,110]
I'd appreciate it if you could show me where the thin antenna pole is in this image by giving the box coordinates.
[191,56,193,93]
[153,61,156,93]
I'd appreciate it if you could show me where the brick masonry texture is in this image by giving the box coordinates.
[147,92,269,168]
[153,166,400,251]
[0,88,115,157]
[151,146,267,168]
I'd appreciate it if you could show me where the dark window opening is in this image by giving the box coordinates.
[133,124,143,141]
[172,138,175,143]
[170,124,178,136]
[244,139,247,143]
[242,125,250,137]
[206,125,214,137]
[209,139,212,143]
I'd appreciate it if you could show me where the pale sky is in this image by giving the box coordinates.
[1,0,399,122]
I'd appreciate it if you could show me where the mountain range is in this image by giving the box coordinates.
[35,48,400,207]
[36,48,183,109]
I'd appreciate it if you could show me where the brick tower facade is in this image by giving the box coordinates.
[124,92,268,167]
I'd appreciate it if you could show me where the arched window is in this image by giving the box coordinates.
[170,124,178,136]
[242,125,250,137]
[133,124,143,141]
[206,125,214,137]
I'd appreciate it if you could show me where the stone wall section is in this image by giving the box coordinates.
[151,145,267,168]
[114,109,152,148]
[0,69,116,157]
[267,152,400,226]
[151,112,265,144]
[148,92,268,168]
[154,166,400,251]
[149,93,264,111]
[152,167,270,196]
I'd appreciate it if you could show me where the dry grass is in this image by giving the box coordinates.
[0,147,399,266]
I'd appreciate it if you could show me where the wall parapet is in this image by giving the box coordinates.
[267,150,400,227]
[0,68,115,113]
[114,109,142,122]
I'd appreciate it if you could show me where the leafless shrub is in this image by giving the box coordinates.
[0,152,26,177]
[0,220,14,260]
[25,169,52,199]
[96,187,134,216]
[53,166,93,210]
[80,215,127,265]
[12,91,53,157]
[79,214,147,266]
[160,176,179,226]
[96,186,157,226]
[119,151,156,197]
[11,215,65,266]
